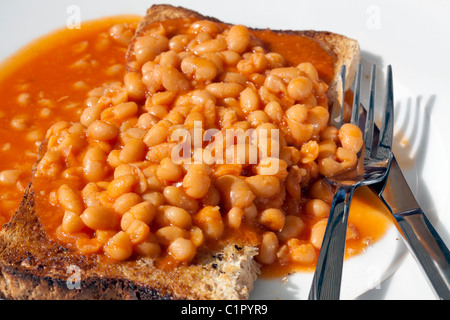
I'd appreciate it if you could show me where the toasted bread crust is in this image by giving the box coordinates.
[0,4,360,300]
[0,186,259,300]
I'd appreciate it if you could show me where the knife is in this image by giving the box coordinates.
[370,155,450,299]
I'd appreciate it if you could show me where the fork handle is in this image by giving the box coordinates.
[308,185,355,300]
[393,208,450,300]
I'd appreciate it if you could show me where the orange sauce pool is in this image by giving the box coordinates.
[0,15,141,227]
[0,15,393,277]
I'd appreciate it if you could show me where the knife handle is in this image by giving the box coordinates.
[394,208,450,300]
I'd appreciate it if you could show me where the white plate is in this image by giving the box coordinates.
[1,0,449,300]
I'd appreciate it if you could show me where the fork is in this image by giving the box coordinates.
[308,64,394,300]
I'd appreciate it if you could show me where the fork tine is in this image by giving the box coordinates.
[350,64,362,125]
[364,64,376,157]
[330,65,346,128]
[376,65,394,157]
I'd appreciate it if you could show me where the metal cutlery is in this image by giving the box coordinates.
[308,64,394,300]
[370,154,450,299]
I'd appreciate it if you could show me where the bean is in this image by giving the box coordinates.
[80,206,119,230]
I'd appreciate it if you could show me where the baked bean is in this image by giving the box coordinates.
[266,52,286,69]
[270,67,301,82]
[247,110,269,127]
[219,50,241,66]
[237,52,268,74]
[285,104,314,144]
[76,238,103,255]
[126,219,150,245]
[310,219,327,249]
[156,157,183,181]
[300,140,319,164]
[287,76,313,101]
[124,72,147,101]
[243,203,258,221]
[318,139,337,159]
[321,126,339,142]
[104,231,133,261]
[221,72,247,87]
[305,199,330,218]
[163,186,198,213]
[160,206,192,229]
[277,215,305,242]
[308,179,334,204]
[135,238,161,258]
[169,34,192,52]
[119,138,147,163]
[188,20,222,36]
[193,206,224,239]
[189,226,205,247]
[226,25,250,54]
[226,207,245,229]
[83,146,108,182]
[255,157,288,180]
[161,65,191,92]
[87,120,119,141]
[107,174,137,198]
[245,175,280,198]
[181,56,218,82]
[113,193,142,215]
[141,191,165,207]
[206,82,244,99]
[308,106,329,134]
[338,123,363,153]
[280,146,301,166]
[183,164,211,199]
[192,38,227,55]
[80,206,119,230]
[80,104,102,127]
[263,101,284,123]
[109,23,134,46]
[143,119,171,147]
[134,34,169,64]
[168,238,196,263]
[229,177,256,209]
[58,184,84,215]
[318,147,357,176]
[184,112,205,130]
[112,102,138,120]
[201,185,221,206]
[257,232,279,265]
[297,62,319,81]
[158,50,181,68]
[151,91,176,107]
[61,211,85,233]
[287,240,316,264]
[155,226,188,246]
[120,201,157,231]
[0,169,21,185]
[258,208,285,232]
[95,230,116,245]
[239,87,260,114]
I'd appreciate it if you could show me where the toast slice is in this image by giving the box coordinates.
[0,4,360,300]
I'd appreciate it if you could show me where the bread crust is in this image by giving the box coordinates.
[0,4,360,300]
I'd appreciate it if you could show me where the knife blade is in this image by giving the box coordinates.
[370,155,450,300]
